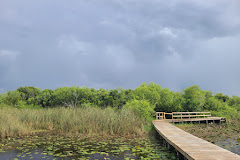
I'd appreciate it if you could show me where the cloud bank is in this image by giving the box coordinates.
[0,0,240,95]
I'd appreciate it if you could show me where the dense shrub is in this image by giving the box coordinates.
[123,99,155,121]
[156,89,183,112]
[1,82,240,121]
[182,85,206,111]
[5,90,22,106]
[227,96,240,111]
[0,93,5,104]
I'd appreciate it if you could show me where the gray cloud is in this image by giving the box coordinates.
[0,0,240,95]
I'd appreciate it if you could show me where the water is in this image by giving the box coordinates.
[216,138,240,155]
[0,133,177,160]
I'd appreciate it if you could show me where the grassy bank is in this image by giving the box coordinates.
[0,107,146,138]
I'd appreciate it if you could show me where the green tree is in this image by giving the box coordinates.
[5,90,21,106]
[132,82,161,107]
[182,85,205,111]
[53,86,83,107]
[36,89,54,107]
[214,93,229,102]
[172,92,184,111]
[123,99,155,121]
[108,87,128,109]
[0,93,5,105]
[155,89,183,112]
[95,88,112,107]
[17,86,41,105]
[156,88,173,112]
[227,96,240,111]
[204,97,225,111]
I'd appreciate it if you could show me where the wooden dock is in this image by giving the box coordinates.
[153,120,240,160]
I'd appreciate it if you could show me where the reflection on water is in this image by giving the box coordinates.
[216,138,240,155]
[0,133,177,160]
[0,149,136,160]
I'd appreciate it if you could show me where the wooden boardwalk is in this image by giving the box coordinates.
[171,117,226,123]
[153,120,240,160]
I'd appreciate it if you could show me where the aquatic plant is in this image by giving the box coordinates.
[0,133,177,160]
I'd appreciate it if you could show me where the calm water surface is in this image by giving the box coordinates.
[0,133,177,160]
[216,138,240,155]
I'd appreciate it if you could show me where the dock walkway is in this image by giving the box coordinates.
[153,120,240,160]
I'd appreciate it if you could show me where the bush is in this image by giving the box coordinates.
[204,97,225,111]
[156,89,183,112]
[211,106,239,120]
[5,90,21,106]
[182,85,205,111]
[0,93,5,104]
[123,99,155,121]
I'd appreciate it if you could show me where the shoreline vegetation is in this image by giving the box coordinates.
[1,82,240,159]
[0,82,240,139]
[0,107,146,139]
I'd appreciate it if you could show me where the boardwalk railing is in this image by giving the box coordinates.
[172,112,211,119]
[156,112,165,120]
[156,112,211,120]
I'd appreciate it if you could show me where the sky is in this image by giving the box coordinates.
[0,0,240,96]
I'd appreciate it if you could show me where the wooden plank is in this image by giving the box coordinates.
[171,117,224,123]
[173,112,210,114]
[153,120,240,160]
[173,115,211,118]
[165,113,173,115]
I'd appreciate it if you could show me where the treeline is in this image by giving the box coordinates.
[0,82,240,119]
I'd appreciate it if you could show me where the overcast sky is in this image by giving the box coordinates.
[0,0,240,95]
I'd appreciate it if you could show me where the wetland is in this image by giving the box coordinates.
[0,132,177,160]
[1,84,240,159]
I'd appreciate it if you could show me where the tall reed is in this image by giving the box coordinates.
[0,107,145,138]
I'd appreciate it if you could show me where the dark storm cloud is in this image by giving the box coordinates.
[0,0,240,95]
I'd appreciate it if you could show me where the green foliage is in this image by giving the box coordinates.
[172,92,184,111]
[227,96,240,111]
[17,86,41,105]
[156,89,183,112]
[204,97,225,111]
[109,88,128,109]
[53,86,80,107]
[214,93,229,102]
[1,83,240,121]
[0,93,5,104]
[36,89,54,107]
[5,90,21,106]
[132,82,161,108]
[80,102,96,108]
[123,99,155,121]
[211,105,239,120]
[182,85,205,111]
[95,88,112,107]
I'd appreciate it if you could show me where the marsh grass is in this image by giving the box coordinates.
[0,107,145,138]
